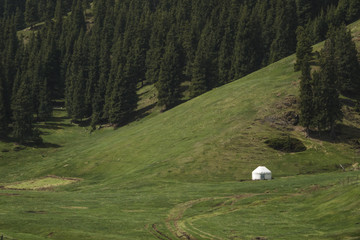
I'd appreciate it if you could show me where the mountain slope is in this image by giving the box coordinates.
[2,22,360,186]
[0,18,360,240]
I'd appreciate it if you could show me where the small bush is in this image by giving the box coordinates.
[265,136,306,152]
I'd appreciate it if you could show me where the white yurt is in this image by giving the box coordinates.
[252,166,272,180]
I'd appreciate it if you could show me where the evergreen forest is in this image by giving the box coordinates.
[1,0,360,143]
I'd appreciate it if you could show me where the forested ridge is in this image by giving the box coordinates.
[0,0,360,143]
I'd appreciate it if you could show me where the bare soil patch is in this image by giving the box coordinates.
[1,175,81,191]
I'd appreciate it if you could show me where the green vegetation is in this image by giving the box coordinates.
[0,19,359,240]
[1,1,360,239]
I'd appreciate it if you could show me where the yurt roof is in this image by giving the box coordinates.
[252,166,271,174]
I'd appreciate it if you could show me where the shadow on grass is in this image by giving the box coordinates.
[38,122,74,130]
[309,124,360,147]
[23,141,62,149]
[307,96,360,146]
[136,103,157,119]
[0,136,61,149]
[71,118,91,127]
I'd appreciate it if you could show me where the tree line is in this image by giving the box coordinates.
[0,0,360,143]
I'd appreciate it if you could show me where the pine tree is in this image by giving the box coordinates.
[11,70,39,144]
[218,1,240,85]
[65,30,87,120]
[334,24,360,95]
[98,4,115,120]
[347,0,360,23]
[53,0,63,39]
[145,10,169,84]
[260,0,276,65]
[38,76,52,121]
[308,10,328,44]
[299,55,313,136]
[71,68,87,120]
[294,26,313,71]
[0,68,8,136]
[109,61,138,126]
[335,0,349,25]
[156,27,184,110]
[14,7,25,30]
[269,0,298,63]
[314,39,343,138]
[2,17,19,121]
[231,6,263,79]
[296,0,312,26]
[190,22,217,98]
[24,0,37,27]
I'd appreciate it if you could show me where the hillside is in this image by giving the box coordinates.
[0,19,360,240]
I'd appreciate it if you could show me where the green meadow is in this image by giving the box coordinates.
[1,20,360,240]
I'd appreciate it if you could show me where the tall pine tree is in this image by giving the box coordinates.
[189,22,217,98]
[334,24,360,95]
[11,70,39,143]
[269,0,298,63]
[314,39,343,138]
[299,55,313,136]
[294,26,313,71]
[0,66,8,136]
[156,27,184,110]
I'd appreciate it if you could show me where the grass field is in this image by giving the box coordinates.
[0,20,360,240]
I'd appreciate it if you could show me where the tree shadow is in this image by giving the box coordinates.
[38,122,74,130]
[24,141,62,149]
[71,118,91,127]
[136,103,157,119]
[0,136,61,149]
[308,124,360,146]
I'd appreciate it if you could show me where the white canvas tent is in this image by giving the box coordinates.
[252,166,272,180]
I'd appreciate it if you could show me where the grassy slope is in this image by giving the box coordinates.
[0,20,360,240]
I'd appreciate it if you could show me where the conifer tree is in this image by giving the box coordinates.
[334,24,360,95]
[218,1,240,85]
[269,0,298,63]
[294,26,313,71]
[310,10,328,43]
[335,0,349,25]
[231,6,263,79]
[299,55,313,136]
[0,69,8,136]
[296,0,312,26]
[109,61,138,126]
[190,22,217,98]
[24,0,37,27]
[2,17,19,122]
[156,27,184,110]
[65,30,87,120]
[11,71,39,143]
[347,0,360,23]
[260,0,276,65]
[61,0,86,78]
[145,10,169,84]
[38,80,52,120]
[14,7,25,30]
[314,39,343,138]
[71,68,87,120]
[53,0,63,40]
[98,4,115,120]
